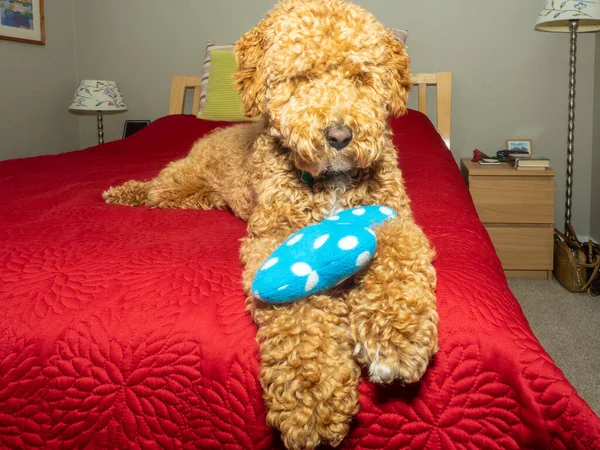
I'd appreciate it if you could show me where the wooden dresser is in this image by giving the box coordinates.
[460,158,556,279]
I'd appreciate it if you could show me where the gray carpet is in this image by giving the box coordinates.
[507,278,599,416]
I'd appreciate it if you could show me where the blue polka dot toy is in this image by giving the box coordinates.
[252,205,398,303]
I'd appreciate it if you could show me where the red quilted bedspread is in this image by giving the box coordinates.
[1,110,598,449]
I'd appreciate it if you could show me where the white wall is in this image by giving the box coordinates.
[0,1,79,160]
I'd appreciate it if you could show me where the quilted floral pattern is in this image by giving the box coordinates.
[0,112,598,449]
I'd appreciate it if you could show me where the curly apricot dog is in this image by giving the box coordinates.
[103,0,438,448]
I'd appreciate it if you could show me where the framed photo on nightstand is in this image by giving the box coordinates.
[122,120,151,139]
[505,139,533,155]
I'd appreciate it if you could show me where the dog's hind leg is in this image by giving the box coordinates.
[144,157,226,210]
[103,157,226,210]
[103,180,152,206]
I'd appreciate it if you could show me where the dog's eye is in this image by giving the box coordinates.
[290,74,310,84]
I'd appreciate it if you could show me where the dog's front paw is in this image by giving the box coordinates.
[264,360,360,450]
[351,310,438,384]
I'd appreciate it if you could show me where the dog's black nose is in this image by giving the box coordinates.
[325,125,353,150]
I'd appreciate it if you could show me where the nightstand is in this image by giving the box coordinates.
[460,158,556,279]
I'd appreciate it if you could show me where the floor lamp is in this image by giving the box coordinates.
[69,80,128,145]
[535,1,600,235]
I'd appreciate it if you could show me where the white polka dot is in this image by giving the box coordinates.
[338,236,358,250]
[261,257,279,270]
[356,251,371,267]
[253,291,261,299]
[379,206,395,216]
[352,208,366,216]
[286,233,303,246]
[305,271,319,291]
[326,215,340,221]
[313,234,329,249]
[291,262,312,276]
[278,285,288,291]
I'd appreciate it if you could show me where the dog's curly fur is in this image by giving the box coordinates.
[103,0,438,448]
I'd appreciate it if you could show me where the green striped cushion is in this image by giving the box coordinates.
[198,41,235,112]
[196,49,257,122]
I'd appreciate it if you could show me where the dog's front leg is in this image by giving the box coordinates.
[347,215,438,384]
[255,294,359,450]
[241,235,360,450]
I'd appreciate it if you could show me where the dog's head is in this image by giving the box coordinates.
[234,0,411,177]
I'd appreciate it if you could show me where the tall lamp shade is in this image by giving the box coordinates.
[536,1,600,31]
[535,1,600,234]
[69,80,128,145]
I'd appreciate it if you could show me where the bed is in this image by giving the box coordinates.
[0,72,599,449]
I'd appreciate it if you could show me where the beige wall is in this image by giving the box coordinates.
[71,0,277,150]
[0,1,79,160]
[591,33,600,242]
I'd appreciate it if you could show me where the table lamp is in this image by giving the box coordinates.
[535,1,600,234]
[69,80,128,145]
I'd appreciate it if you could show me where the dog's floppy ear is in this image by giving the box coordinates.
[384,32,412,117]
[234,20,269,118]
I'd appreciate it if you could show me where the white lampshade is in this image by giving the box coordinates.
[69,80,128,111]
[536,0,600,32]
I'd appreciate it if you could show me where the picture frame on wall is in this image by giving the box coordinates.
[0,0,45,45]
[505,138,533,155]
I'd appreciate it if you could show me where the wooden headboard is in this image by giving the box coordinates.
[169,72,453,146]
[411,73,452,147]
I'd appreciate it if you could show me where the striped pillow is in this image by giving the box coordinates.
[392,29,408,44]
[198,41,236,114]
[197,50,258,122]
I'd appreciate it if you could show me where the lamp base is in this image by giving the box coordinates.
[97,111,104,145]
[564,20,577,235]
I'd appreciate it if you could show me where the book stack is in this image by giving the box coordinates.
[512,155,550,171]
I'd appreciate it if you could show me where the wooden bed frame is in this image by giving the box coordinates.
[168,72,452,147]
